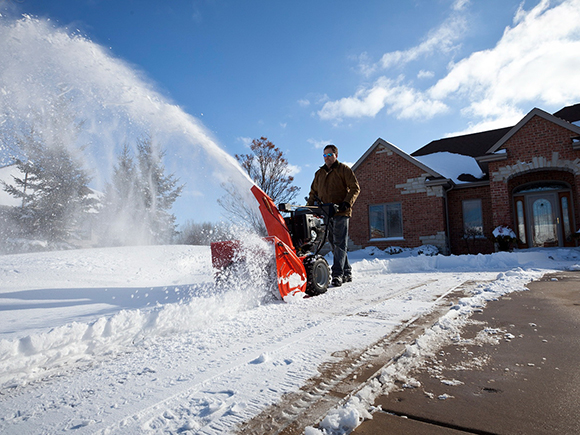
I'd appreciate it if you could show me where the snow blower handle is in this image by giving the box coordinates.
[278,202,337,219]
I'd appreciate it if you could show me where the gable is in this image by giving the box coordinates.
[486,108,580,155]
[352,138,444,180]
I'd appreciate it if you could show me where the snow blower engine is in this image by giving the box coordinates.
[210,185,337,300]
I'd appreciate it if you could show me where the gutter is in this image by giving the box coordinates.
[476,152,508,163]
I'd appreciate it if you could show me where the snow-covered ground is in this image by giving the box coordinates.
[1,243,579,434]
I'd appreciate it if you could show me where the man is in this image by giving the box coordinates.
[307,144,360,287]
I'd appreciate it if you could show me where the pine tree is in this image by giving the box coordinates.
[2,127,95,242]
[98,144,144,245]
[99,137,183,245]
[136,137,183,244]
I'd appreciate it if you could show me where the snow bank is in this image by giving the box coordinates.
[0,242,277,389]
[350,246,578,275]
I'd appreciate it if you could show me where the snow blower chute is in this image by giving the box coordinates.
[210,185,336,300]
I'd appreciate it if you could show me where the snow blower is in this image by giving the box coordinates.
[210,185,336,300]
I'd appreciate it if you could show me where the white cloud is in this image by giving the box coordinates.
[237,136,252,147]
[354,52,378,77]
[319,0,580,132]
[378,7,467,70]
[417,70,435,79]
[297,99,310,107]
[307,138,333,149]
[286,163,301,176]
[430,0,580,125]
[452,0,470,12]
[323,1,467,122]
[318,76,448,121]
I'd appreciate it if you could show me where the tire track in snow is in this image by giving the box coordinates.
[96,274,469,434]
[0,272,485,435]
[236,277,481,435]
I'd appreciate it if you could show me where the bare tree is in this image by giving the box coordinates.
[236,137,299,204]
[217,137,300,234]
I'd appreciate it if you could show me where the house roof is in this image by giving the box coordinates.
[412,103,580,160]
[354,103,580,188]
[411,127,513,159]
[553,103,580,123]
[352,137,448,181]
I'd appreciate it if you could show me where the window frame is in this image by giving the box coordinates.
[369,202,404,241]
[462,198,484,238]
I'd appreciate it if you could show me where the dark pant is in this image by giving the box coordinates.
[328,215,351,279]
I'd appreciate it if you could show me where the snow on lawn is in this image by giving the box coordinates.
[0,244,579,434]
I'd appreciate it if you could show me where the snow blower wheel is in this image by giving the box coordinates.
[304,255,330,296]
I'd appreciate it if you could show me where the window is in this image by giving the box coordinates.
[515,198,526,245]
[369,203,403,239]
[560,195,573,242]
[462,199,483,237]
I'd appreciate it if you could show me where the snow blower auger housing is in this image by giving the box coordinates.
[210,185,336,301]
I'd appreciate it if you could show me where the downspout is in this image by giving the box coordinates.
[426,177,454,255]
[443,182,454,255]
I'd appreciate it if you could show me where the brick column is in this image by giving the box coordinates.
[575,174,580,232]
[490,180,511,228]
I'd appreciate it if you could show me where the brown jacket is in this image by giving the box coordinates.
[307,161,360,217]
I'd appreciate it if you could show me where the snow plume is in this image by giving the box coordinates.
[0,15,256,244]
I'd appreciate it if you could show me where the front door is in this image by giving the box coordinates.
[527,193,559,247]
[513,184,576,249]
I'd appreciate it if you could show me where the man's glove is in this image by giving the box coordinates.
[339,201,350,212]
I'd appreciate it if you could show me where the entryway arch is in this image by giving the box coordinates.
[512,180,576,248]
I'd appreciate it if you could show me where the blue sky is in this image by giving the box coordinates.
[2,0,580,223]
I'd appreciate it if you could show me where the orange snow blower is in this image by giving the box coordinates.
[210,185,336,300]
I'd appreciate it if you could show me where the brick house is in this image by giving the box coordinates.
[350,104,580,255]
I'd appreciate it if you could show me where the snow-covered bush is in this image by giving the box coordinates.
[415,244,439,256]
[384,246,403,255]
[492,225,518,251]
[383,245,439,256]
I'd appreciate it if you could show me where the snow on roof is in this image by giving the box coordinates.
[414,152,485,184]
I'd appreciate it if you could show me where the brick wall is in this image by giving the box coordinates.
[488,115,580,233]
[351,146,448,253]
[353,113,580,256]
[447,185,495,255]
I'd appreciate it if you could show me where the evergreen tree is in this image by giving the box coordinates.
[136,136,183,244]
[99,137,183,245]
[2,127,95,242]
[98,144,144,245]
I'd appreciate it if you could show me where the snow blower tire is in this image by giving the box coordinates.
[304,255,330,296]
